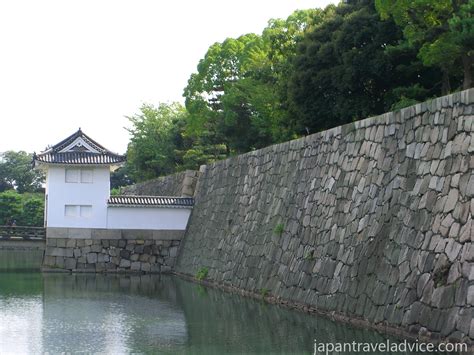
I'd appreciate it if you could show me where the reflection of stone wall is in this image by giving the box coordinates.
[175,277,389,354]
[0,249,44,271]
[40,274,187,354]
[177,89,474,343]
[121,170,199,197]
[43,229,181,273]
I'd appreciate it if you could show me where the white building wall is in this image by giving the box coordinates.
[107,207,191,230]
[45,166,110,228]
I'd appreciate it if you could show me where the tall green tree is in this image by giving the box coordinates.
[0,190,22,225]
[261,7,336,139]
[18,194,44,227]
[110,165,134,190]
[0,151,44,193]
[287,0,441,135]
[184,34,269,153]
[126,103,187,181]
[184,9,327,153]
[376,0,473,92]
[0,191,44,227]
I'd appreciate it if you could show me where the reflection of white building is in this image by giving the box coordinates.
[33,129,193,235]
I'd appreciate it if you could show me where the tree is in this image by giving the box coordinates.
[126,103,191,181]
[0,191,45,227]
[184,34,270,153]
[0,190,22,225]
[287,0,440,135]
[261,7,336,139]
[0,151,44,193]
[376,0,473,92]
[110,165,134,190]
[19,195,44,227]
[183,9,327,153]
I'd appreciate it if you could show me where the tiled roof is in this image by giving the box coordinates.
[34,151,125,165]
[108,195,194,208]
[33,129,125,166]
[51,128,112,153]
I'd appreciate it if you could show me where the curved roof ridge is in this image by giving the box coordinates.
[34,129,125,166]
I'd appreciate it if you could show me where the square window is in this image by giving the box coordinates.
[65,169,80,183]
[80,205,92,218]
[80,169,93,183]
[64,205,78,217]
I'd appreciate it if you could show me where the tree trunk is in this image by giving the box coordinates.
[441,69,451,95]
[462,54,473,90]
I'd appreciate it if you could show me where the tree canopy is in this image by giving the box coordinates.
[124,1,472,182]
[0,190,44,227]
[286,0,442,134]
[0,151,44,193]
[375,0,473,92]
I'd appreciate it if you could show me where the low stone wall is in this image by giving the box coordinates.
[0,240,45,251]
[176,89,474,343]
[43,228,182,273]
[121,170,199,197]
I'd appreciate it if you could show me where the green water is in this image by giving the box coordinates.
[0,253,455,354]
[0,249,43,271]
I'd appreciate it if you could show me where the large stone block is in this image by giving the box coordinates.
[64,258,77,270]
[152,230,185,241]
[67,228,92,239]
[119,259,131,268]
[86,253,98,264]
[46,227,68,239]
[122,229,153,240]
[91,229,122,240]
[467,285,474,305]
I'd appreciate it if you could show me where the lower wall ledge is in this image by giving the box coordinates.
[41,267,173,274]
[172,271,473,352]
[42,237,180,273]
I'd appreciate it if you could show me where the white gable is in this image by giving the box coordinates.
[59,137,100,153]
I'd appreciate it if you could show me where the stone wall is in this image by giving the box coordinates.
[43,228,181,273]
[176,89,474,343]
[121,170,198,197]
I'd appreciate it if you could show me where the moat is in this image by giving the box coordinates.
[0,252,455,355]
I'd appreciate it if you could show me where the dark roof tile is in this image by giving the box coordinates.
[108,195,194,208]
[34,151,125,165]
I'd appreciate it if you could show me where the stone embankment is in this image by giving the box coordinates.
[176,89,474,343]
[43,229,181,273]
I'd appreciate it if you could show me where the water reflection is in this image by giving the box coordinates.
[0,249,43,271]
[42,274,188,354]
[0,272,454,354]
[176,282,391,355]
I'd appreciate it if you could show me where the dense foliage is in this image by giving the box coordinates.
[0,151,44,193]
[123,0,472,180]
[0,190,44,227]
[376,0,473,92]
[0,151,45,226]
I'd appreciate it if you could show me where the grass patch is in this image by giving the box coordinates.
[273,223,284,236]
[433,263,450,287]
[304,249,315,260]
[196,267,209,281]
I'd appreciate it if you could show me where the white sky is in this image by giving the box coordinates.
[0,0,337,154]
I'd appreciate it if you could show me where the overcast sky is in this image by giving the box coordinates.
[0,0,337,154]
